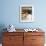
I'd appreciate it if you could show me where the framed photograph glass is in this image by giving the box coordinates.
[20,5,34,22]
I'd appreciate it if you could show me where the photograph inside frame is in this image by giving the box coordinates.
[20,5,33,22]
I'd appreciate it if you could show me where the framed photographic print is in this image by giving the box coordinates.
[20,5,34,22]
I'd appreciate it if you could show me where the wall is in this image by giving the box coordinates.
[0,0,46,29]
[0,0,46,43]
